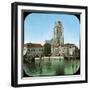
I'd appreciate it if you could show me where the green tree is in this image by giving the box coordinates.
[43,43,51,56]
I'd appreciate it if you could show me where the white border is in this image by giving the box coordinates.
[18,5,86,84]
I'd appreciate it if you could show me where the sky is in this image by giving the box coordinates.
[24,13,80,48]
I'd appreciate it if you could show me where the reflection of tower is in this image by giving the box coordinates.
[53,21,64,45]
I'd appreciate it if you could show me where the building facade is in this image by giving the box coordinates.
[24,43,43,57]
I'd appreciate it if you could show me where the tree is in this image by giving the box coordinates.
[43,43,51,56]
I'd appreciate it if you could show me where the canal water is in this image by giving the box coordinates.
[23,58,80,77]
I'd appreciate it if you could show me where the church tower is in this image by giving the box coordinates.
[53,21,64,45]
[51,21,64,55]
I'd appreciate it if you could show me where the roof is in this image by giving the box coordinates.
[63,43,77,47]
[24,43,43,48]
[51,43,78,48]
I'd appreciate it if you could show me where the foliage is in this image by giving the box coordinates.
[43,43,51,56]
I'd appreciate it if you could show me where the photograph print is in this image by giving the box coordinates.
[11,2,88,87]
[23,12,80,77]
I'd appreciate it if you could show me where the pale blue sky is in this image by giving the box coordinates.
[24,13,80,47]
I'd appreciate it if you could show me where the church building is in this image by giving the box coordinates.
[51,21,78,56]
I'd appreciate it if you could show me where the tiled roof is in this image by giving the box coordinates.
[51,43,77,48]
[24,43,43,48]
[63,43,76,47]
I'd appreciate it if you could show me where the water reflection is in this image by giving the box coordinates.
[23,58,80,77]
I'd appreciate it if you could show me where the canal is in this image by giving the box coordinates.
[23,58,80,77]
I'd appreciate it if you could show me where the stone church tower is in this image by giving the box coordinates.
[53,21,64,45]
[51,21,64,55]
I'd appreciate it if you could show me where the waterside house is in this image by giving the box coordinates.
[24,43,43,57]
